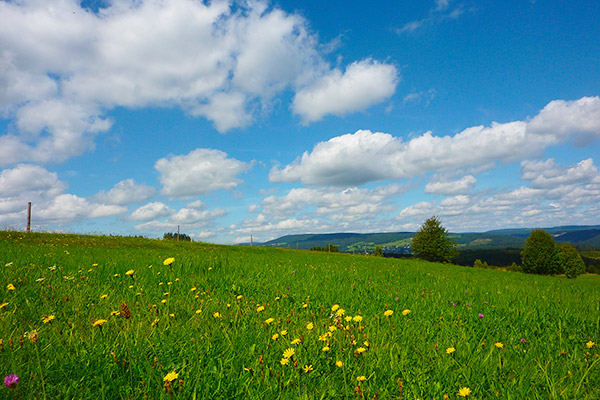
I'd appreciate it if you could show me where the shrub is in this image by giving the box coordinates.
[521,230,562,275]
[559,243,585,279]
[373,246,383,257]
[411,216,458,263]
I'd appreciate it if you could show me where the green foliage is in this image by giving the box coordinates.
[473,259,488,268]
[521,229,562,275]
[411,216,458,263]
[559,243,586,278]
[373,245,383,256]
[310,244,339,252]
[163,232,192,241]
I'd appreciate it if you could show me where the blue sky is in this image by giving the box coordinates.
[1,0,599,243]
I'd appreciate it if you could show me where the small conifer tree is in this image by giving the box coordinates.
[411,216,457,263]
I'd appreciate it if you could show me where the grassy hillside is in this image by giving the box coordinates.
[1,232,599,399]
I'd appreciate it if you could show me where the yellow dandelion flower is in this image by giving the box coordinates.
[195,309,202,314]
[446,347,456,354]
[256,306,265,312]
[93,319,107,327]
[291,338,301,345]
[100,294,108,299]
[163,257,175,266]
[331,304,340,312]
[345,316,352,322]
[352,315,363,323]
[92,263,98,267]
[213,312,221,318]
[275,296,280,301]
[236,295,243,300]
[128,285,134,289]
[265,318,275,324]
[322,346,330,352]
[303,365,313,373]
[402,309,411,316]
[151,318,160,326]
[302,303,308,308]
[161,299,167,304]
[458,387,472,397]
[113,273,120,277]
[357,376,366,382]
[272,333,279,340]
[335,360,343,368]
[586,341,595,348]
[125,269,134,276]
[43,315,55,323]
[280,330,288,336]
[190,287,197,292]
[169,313,175,318]
[163,370,178,382]
[495,342,504,349]
[336,308,345,316]
[283,348,295,359]
[0,302,9,309]
[319,334,327,341]
[329,325,337,332]
[364,341,370,347]
[7,283,15,291]
[306,322,314,330]
[384,309,394,317]
[167,282,172,285]
[280,357,289,365]
[110,311,120,316]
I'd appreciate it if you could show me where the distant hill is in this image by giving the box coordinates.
[245,225,600,253]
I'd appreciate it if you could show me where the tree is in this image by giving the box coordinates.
[373,246,383,256]
[411,216,457,263]
[521,229,561,275]
[559,243,585,279]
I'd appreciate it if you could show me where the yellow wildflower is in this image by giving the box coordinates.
[331,304,340,312]
[161,299,167,304]
[352,315,363,323]
[272,333,279,340]
[195,309,202,314]
[42,315,55,324]
[446,347,456,354]
[291,338,301,345]
[280,357,289,365]
[0,302,9,309]
[213,312,221,318]
[163,370,178,382]
[7,283,15,291]
[280,330,288,336]
[402,309,411,316]
[265,318,275,324]
[100,294,108,299]
[495,342,504,349]
[125,269,134,276]
[458,387,472,397]
[169,313,175,318]
[355,347,366,354]
[152,318,160,326]
[586,341,595,348]
[345,316,352,322]
[92,263,98,267]
[322,346,330,352]
[336,308,345,316]
[384,309,394,317]
[335,360,343,368]
[283,348,295,359]
[110,311,120,316]
[329,326,337,332]
[257,306,265,312]
[190,287,197,292]
[236,295,243,300]
[306,322,314,330]
[93,319,107,327]
[303,365,313,373]
[357,376,366,382]
[163,257,175,266]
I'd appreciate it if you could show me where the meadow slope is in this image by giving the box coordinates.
[0,232,598,399]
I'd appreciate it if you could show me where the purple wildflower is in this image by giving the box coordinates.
[478,313,484,318]
[4,374,19,389]
[520,338,526,343]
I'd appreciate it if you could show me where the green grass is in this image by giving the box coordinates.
[1,231,599,399]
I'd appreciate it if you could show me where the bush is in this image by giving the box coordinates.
[559,243,585,279]
[521,230,562,275]
[411,216,458,263]
[373,246,383,256]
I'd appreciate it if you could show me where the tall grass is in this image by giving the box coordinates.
[1,231,598,399]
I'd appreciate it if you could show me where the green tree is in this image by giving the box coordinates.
[373,246,383,256]
[559,243,585,279]
[521,230,561,275]
[411,216,457,263]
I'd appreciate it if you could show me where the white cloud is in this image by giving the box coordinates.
[0,0,397,166]
[133,207,226,232]
[271,97,600,187]
[92,179,155,205]
[155,148,251,198]
[293,60,398,123]
[425,175,476,195]
[128,202,174,222]
[0,164,65,198]
[521,158,598,189]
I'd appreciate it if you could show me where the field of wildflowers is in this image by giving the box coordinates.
[1,231,599,399]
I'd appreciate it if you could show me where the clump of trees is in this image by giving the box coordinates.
[373,246,383,256]
[521,229,585,278]
[310,244,339,252]
[163,232,192,242]
[411,216,457,263]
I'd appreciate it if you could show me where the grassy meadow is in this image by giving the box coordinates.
[1,231,599,399]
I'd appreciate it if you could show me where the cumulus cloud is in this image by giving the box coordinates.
[521,158,598,189]
[0,0,397,166]
[292,60,398,123]
[128,202,174,222]
[425,175,476,195]
[271,97,600,187]
[155,148,251,198]
[92,179,155,205]
[133,207,226,232]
